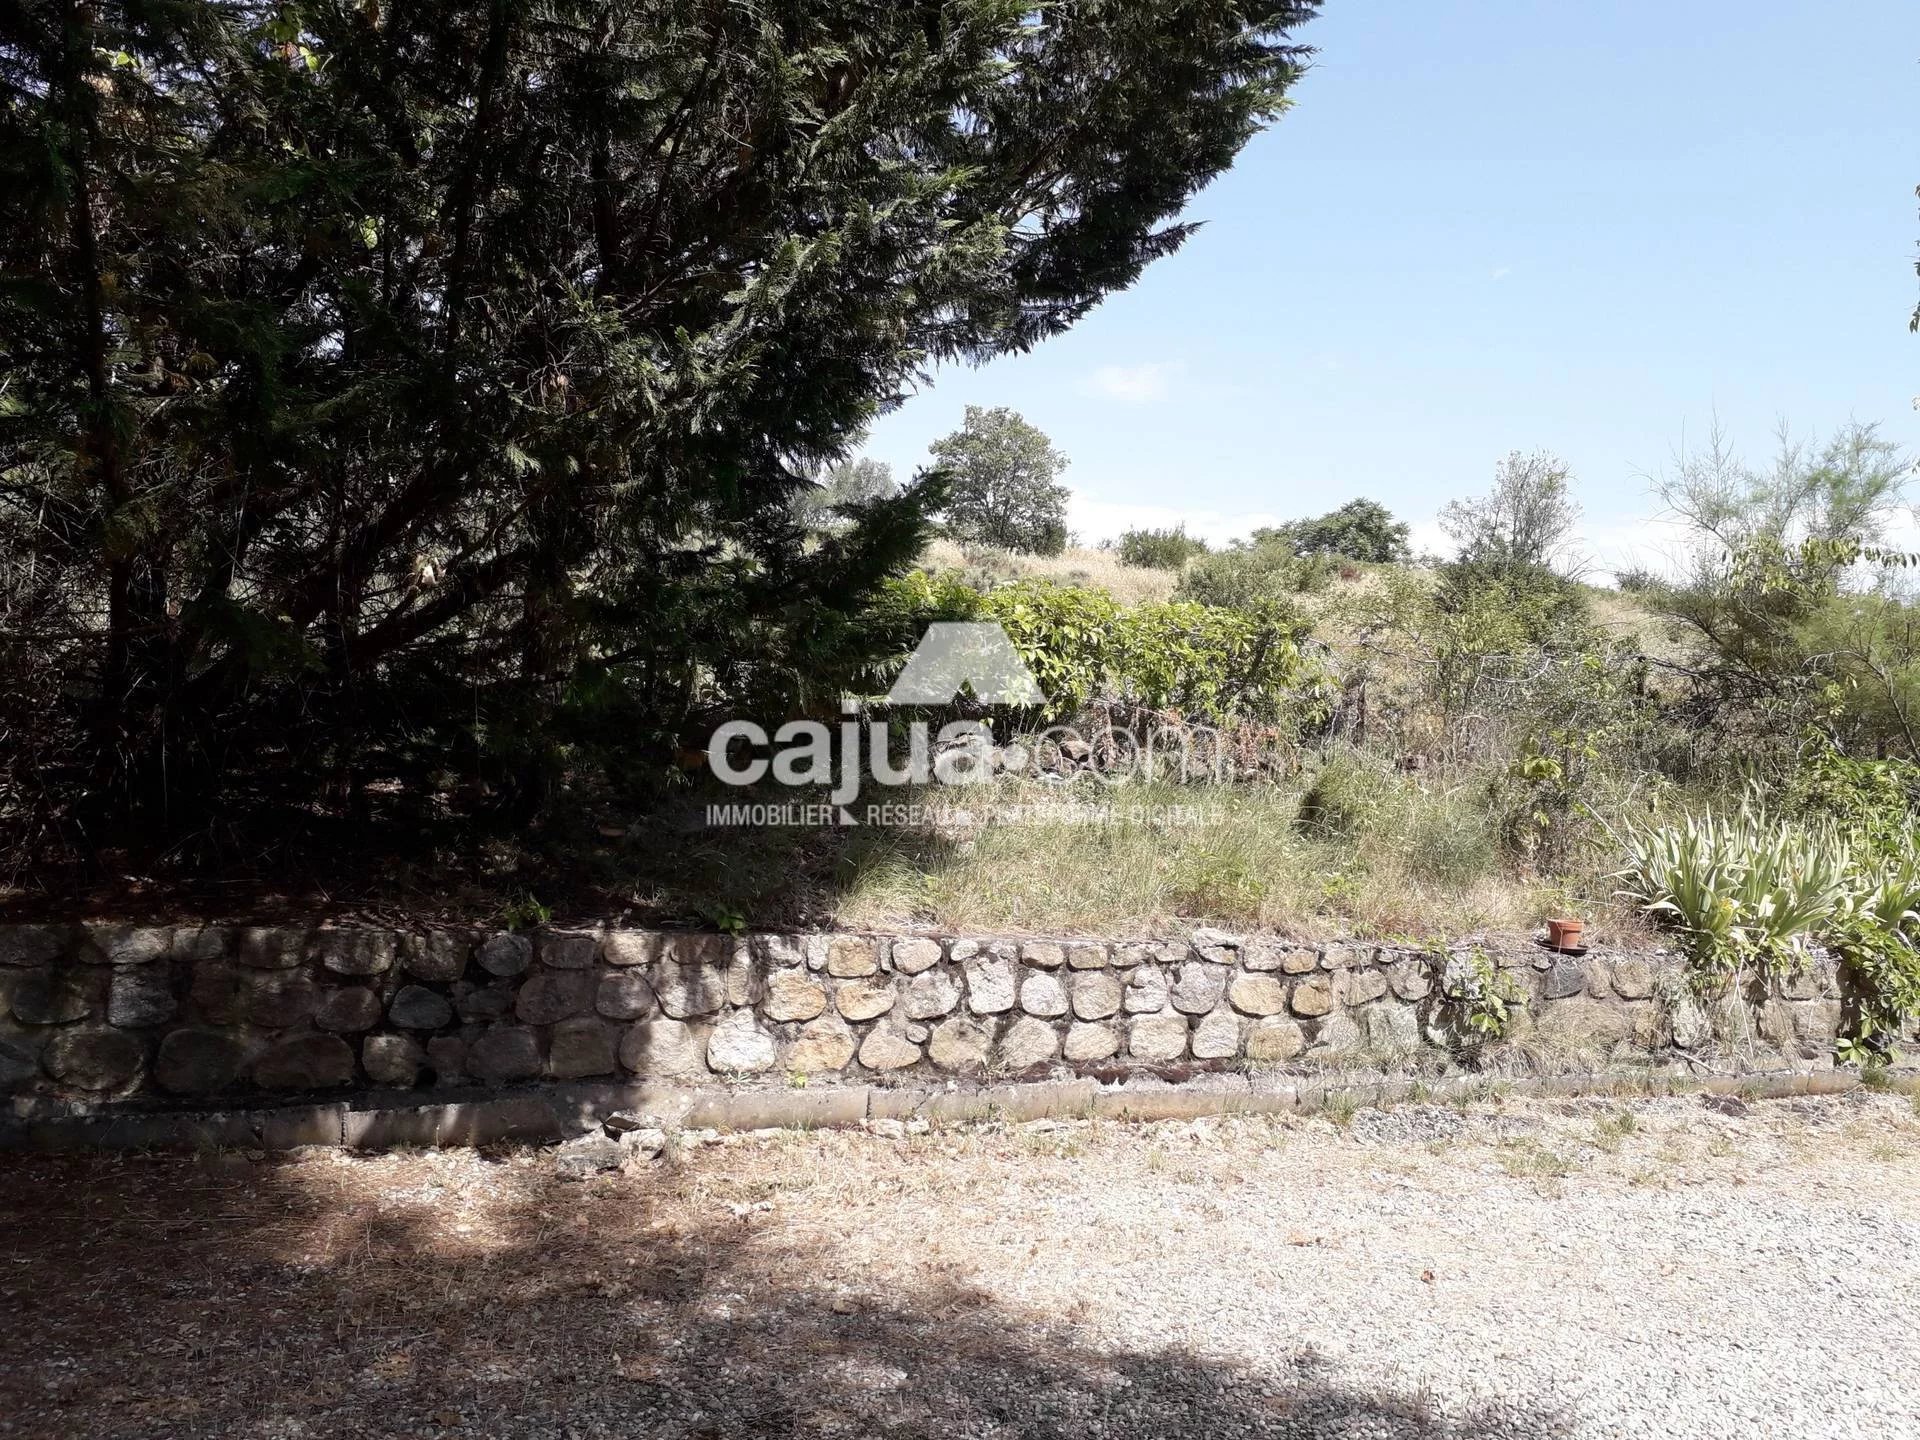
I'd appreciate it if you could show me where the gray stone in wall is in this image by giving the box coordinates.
[314,986,382,1033]
[1387,960,1434,1001]
[1336,969,1388,1007]
[1065,942,1108,970]
[1128,1012,1188,1062]
[1192,1008,1240,1059]
[548,1018,617,1079]
[236,927,306,969]
[902,968,959,1020]
[390,984,455,1030]
[1170,961,1225,1015]
[154,1028,250,1095]
[537,931,599,969]
[1362,1002,1420,1054]
[313,929,396,977]
[0,925,67,968]
[474,933,533,977]
[1788,998,1842,1055]
[453,981,512,1023]
[1320,944,1373,971]
[1189,927,1242,964]
[890,937,943,975]
[723,949,766,1007]
[1021,941,1066,969]
[858,1026,922,1071]
[254,1033,356,1089]
[80,924,172,966]
[788,1015,857,1071]
[601,931,659,967]
[362,1033,428,1088]
[618,1017,707,1080]
[1227,974,1288,1017]
[468,1025,543,1083]
[1064,1021,1120,1061]
[172,927,230,963]
[929,1016,993,1071]
[764,970,827,1022]
[1610,957,1655,1001]
[426,1036,468,1084]
[1112,941,1174,968]
[0,1036,41,1088]
[1019,970,1069,1018]
[12,972,94,1025]
[514,970,594,1025]
[242,972,322,1028]
[594,972,657,1022]
[1245,1016,1306,1062]
[401,931,469,981]
[188,964,243,1024]
[742,932,807,969]
[1535,997,1634,1056]
[825,936,880,978]
[835,975,896,1022]
[997,1015,1060,1069]
[1277,947,1321,974]
[1070,971,1123,1021]
[1123,966,1169,1014]
[1543,958,1588,1000]
[1239,940,1299,972]
[706,1011,776,1073]
[45,1027,143,1090]
[1307,1011,1362,1056]
[1289,976,1333,1018]
[652,957,728,1019]
[963,954,1017,1014]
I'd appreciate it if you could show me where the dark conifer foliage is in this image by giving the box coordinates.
[0,0,1318,852]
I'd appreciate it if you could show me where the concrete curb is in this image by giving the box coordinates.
[2,1063,1905,1153]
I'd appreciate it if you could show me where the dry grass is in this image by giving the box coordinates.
[919,538,1180,606]
[831,777,1584,940]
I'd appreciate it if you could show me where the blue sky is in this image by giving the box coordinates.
[863,0,1919,574]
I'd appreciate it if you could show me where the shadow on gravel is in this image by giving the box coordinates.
[0,1148,1571,1439]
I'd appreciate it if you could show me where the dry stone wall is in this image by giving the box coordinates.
[0,923,1847,1109]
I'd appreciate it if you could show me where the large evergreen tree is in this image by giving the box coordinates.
[0,0,1320,849]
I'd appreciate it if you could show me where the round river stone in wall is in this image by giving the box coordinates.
[315,985,382,1033]
[1064,1021,1120,1062]
[108,971,178,1028]
[928,1016,992,1071]
[474,933,533,978]
[1069,970,1122,1021]
[787,1015,857,1072]
[857,1026,922,1071]
[706,1011,776,1073]
[1169,962,1225,1015]
[889,937,943,975]
[154,1028,250,1095]
[652,959,728,1019]
[401,931,469,982]
[835,976,896,1022]
[1227,974,1288,1017]
[1128,1013,1188,1062]
[763,970,828,1022]
[1191,1008,1240,1059]
[996,1015,1059,1069]
[253,1033,356,1090]
[468,1025,543,1082]
[514,970,594,1025]
[963,955,1017,1015]
[390,984,455,1030]
[547,1018,617,1078]
[362,1033,428,1087]
[11,972,94,1025]
[595,971,657,1022]
[902,968,959,1020]
[1019,971,1069,1018]
[618,1017,707,1080]
[1289,977,1334,1017]
[45,1027,144,1091]
[1245,1016,1306,1062]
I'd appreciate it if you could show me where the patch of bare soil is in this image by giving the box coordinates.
[2,1091,1917,1439]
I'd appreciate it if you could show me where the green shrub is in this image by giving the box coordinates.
[1176,540,1331,612]
[1118,526,1210,570]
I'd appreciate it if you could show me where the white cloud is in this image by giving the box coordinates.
[1490,265,1512,281]
[1080,361,1181,404]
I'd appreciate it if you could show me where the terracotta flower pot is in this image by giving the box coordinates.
[1546,917,1585,951]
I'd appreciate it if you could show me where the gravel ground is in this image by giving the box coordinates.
[2,1088,1917,1439]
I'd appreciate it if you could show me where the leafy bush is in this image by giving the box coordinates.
[1176,540,1332,611]
[1118,526,1210,569]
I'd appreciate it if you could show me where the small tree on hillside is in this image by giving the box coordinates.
[1268,499,1410,563]
[932,407,1071,554]
[794,458,897,529]
[1440,451,1582,572]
